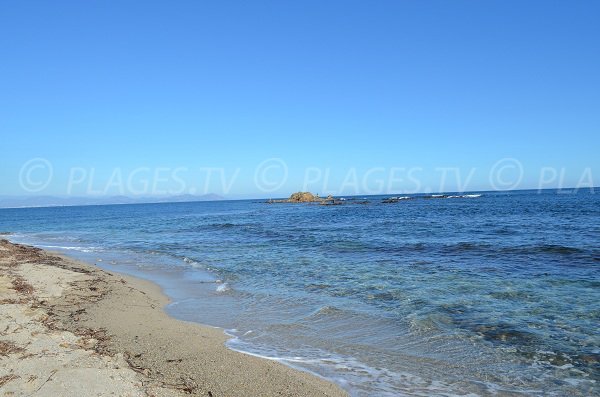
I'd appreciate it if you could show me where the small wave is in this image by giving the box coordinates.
[444,242,493,252]
[209,222,258,229]
[536,244,585,255]
[304,305,347,320]
[211,223,237,228]
[225,336,502,397]
[36,244,100,253]
[441,242,587,257]
[499,244,587,256]
[182,256,205,269]
[382,196,412,203]
[180,222,256,233]
[216,283,230,293]
[424,194,482,199]
[446,194,482,198]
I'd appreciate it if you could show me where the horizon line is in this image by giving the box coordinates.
[0,186,596,210]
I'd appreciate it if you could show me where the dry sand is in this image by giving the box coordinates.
[0,239,348,397]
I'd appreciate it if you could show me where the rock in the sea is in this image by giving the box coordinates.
[265,192,351,205]
[266,192,326,203]
[382,196,412,203]
[288,192,320,202]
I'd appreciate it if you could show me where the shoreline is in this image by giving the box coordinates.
[0,239,348,397]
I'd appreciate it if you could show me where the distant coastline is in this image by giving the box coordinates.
[0,193,224,209]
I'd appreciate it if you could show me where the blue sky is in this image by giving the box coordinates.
[1,1,598,198]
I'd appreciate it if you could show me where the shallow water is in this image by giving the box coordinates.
[1,190,599,396]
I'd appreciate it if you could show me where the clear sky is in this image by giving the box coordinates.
[1,1,599,198]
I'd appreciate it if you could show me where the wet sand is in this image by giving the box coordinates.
[0,239,348,397]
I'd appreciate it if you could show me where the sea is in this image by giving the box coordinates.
[1,189,598,396]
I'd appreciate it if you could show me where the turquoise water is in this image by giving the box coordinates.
[1,190,598,396]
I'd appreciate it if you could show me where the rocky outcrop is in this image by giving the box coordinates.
[288,192,321,202]
[267,192,327,204]
[382,196,412,203]
[266,192,353,205]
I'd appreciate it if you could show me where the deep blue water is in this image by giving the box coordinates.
[1,190,599,396]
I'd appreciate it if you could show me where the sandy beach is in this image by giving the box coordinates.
[0,239,348,397]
